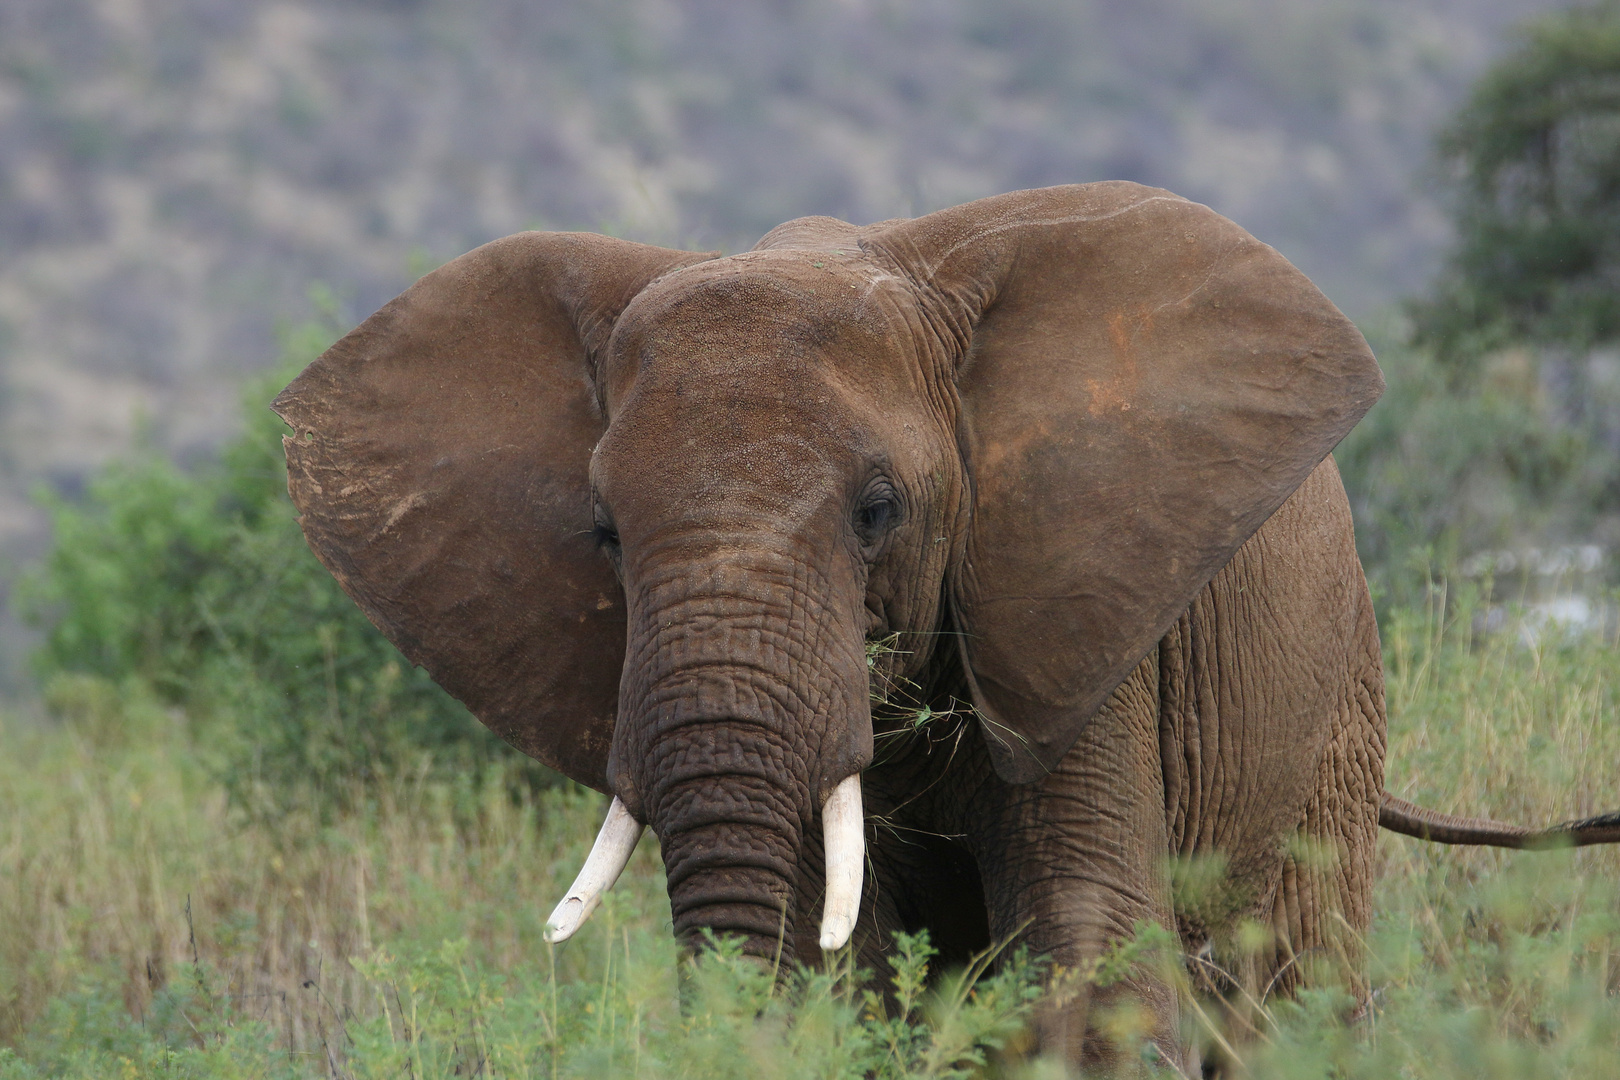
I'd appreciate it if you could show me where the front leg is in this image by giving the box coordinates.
[970,657,1183,1071]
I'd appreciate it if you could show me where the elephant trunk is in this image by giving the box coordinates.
[545,769,866,953]
[605,547,873,958]
[657,766,866,955]
[655,755,805,953]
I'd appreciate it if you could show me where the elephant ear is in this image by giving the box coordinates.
[865,183,1383,784]
[273,233,714,792]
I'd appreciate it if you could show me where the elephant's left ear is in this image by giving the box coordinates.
[864,183,1382,784]
[273,233,715,792]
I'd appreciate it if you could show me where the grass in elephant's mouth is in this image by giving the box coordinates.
[3,596,1620,1078]
[865,633,970,755]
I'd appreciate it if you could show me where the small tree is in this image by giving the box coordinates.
[1335,5,1620,595]
[1413,2,1620,369]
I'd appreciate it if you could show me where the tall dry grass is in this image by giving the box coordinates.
[1,593,1618,1077]
[0,676,676,1071]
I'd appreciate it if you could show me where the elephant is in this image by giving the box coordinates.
[274,182,1620,1070]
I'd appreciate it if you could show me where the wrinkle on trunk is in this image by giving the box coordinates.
[657,772,803,954]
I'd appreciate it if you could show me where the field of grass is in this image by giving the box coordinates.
[2,593,1619,1078]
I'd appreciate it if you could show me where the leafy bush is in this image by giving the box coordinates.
[1334,324,1620,607]
[17,308,544,804]
[1337,2,1620,602]
[1411,1,1620,369]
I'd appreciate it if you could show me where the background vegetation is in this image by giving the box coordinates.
[1339,1,1620,603]
[7,1,1620,1076]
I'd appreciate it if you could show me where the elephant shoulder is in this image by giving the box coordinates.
[1220,456,1363,611]
[1164,455,1373,732]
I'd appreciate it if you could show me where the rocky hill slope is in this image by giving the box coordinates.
[0,0,1561,562]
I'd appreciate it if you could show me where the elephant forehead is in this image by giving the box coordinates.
[594,251,951,529]
[595,391,856,523]
[603,252,916,397]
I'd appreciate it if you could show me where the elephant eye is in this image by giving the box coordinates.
[591,502,621,553]
[854,483,902,548]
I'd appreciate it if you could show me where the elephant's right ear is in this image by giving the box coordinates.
[273,233,715,792]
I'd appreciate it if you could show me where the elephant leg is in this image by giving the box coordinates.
[1264,664,1387,1005]
[867,826,991,969]
[971,656,1185,1071]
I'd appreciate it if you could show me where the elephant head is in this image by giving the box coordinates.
[274,183,1381,957]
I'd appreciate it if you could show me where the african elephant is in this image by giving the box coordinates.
[274,183,1620,1070]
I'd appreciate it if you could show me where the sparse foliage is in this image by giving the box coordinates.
[1414,1,1620,367]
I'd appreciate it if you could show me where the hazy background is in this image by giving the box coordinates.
[0,1,1564,514]
[0,0,1589,682]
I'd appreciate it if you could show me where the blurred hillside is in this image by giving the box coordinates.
[0,0,1563,563]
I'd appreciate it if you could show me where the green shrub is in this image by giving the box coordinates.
[16,307,545,805]
[1334,324,1620,609]
[1411,1,1620,369]
[1334,3,1620,605]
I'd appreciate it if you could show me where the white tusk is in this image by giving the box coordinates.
[544,797,645,944]
[819,773,866,951]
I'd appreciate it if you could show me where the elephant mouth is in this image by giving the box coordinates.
[543,772,866,950]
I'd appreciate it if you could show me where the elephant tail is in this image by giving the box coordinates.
[1379,792,1620,849]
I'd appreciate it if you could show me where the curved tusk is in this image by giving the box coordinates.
[544,797,645,944]
[819,773,865,951]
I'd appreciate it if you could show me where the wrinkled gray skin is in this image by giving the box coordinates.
[277,183,1390,1070]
